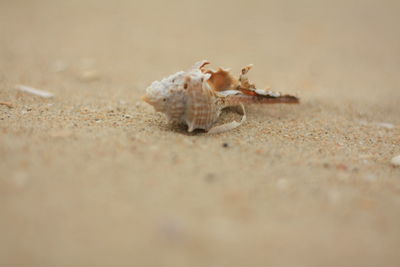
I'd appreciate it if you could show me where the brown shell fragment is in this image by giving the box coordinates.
[203,68,239,91]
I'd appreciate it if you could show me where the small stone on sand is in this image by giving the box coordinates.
[376,122,395,129]
[0,101,13,108]
[78,70,100,82]
[17,85,54,98]
[390,155,400,167]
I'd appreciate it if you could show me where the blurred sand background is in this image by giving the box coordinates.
[1,0,400,266]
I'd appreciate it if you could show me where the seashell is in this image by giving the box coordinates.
[142,60,299,133]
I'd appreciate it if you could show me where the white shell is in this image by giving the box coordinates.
[143,61,222,131]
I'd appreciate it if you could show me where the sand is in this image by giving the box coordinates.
[1,0,400,266]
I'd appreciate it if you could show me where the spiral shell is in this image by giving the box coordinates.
[143,60,299,133]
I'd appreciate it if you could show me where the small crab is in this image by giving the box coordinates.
[142,60,299,133]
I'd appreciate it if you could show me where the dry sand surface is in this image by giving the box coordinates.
[1,0,400,266]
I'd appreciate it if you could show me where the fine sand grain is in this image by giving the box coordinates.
[1,0,400,266]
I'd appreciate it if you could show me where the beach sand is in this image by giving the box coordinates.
[1,0,400,266]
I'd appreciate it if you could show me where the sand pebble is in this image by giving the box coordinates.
[17,85,54,98]
[359,120,395,129]
[390,155,400,166]
[0,101,13,108]
[376,122,395,129]
[336,163,348,171]
[78,70,100,82]
[21,107,32,114]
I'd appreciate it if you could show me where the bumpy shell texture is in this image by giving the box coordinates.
[143,60,299,133]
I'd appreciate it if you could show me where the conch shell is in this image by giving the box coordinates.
[143,60,299,133]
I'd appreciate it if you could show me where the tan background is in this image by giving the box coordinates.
[1,0,400,266]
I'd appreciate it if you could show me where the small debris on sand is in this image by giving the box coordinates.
[376,122,395,129]
[78,70,100,82]
[391,155,400,167]
[336,163,348,171]
[17,84,54,98]
[0,101,13,108]
[359,120,395,129]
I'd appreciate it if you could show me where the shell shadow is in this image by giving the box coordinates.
[160,107,243,136]
[161,122,206,136]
